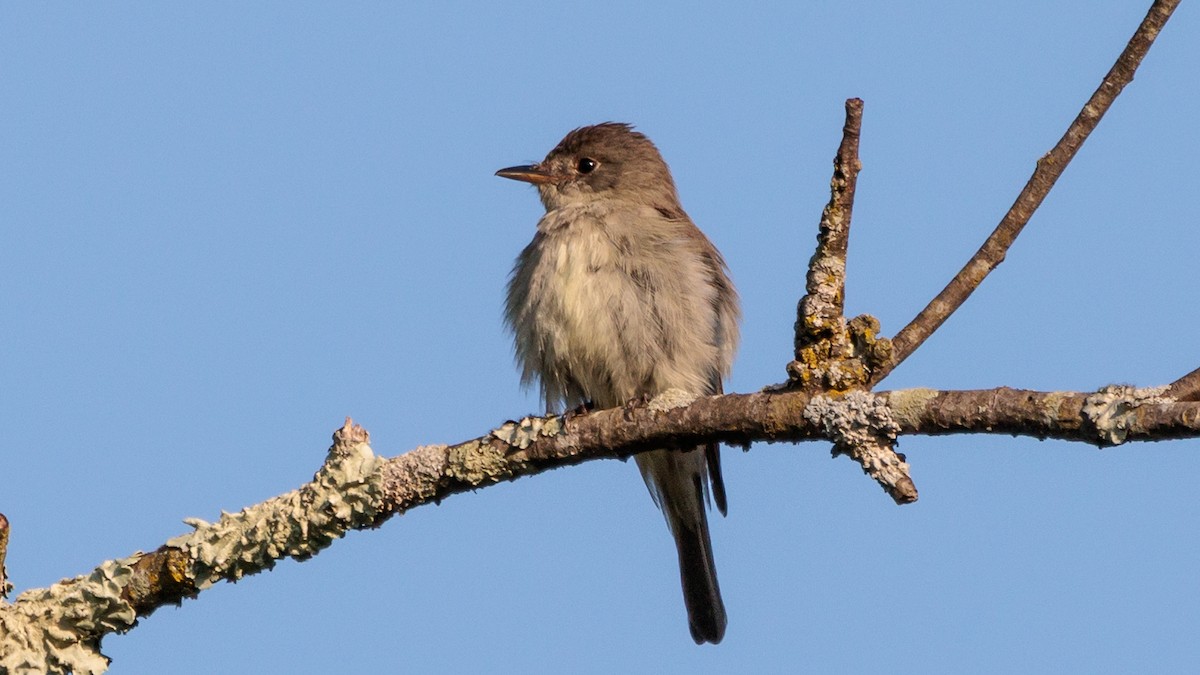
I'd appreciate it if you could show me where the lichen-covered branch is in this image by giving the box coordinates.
[884,387,1200,443]
[794,97,861,351]
[789,98,892,392]
[4,385,1200,673]
[785,99,908,499]
[872,0,1181,386]
[0,420,388,675]
[804,391,916,504]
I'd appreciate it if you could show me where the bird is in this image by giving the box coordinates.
[497,122,740,644]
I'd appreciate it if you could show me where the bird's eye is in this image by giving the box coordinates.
[577,157,598,174]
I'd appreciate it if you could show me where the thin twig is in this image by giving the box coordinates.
[0,513,10,599]
[1165,365,1200,401]
[871,0,1181,386]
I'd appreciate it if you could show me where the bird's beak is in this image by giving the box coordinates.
[495,164,556,185]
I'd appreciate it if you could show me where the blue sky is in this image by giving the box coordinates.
[3,2,1199,673]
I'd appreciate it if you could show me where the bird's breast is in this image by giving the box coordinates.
[510,206,722,408]
[520,212,650,404]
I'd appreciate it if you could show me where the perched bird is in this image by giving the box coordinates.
[497,123,740,644]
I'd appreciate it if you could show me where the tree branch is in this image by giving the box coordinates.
[5,383,1200,673]
[871,0,1181,386]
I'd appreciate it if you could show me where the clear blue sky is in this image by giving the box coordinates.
[3,2,1199,673]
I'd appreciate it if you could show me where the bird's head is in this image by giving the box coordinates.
[496,122,681,212]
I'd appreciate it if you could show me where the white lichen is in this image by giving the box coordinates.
[648,388,698,412]
[0,556,140,675]
[803,390,915,501]
[803,390,900,447]
[0,439,388,674]
[884,388,940,426]
[1082,384,1171,446]
[491,415,564,450]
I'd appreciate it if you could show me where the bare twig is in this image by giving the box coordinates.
[0,513,10,600]
[1165,366,1200,402]
[871,0,1181,386]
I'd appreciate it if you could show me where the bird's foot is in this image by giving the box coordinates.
[563,400,595,424]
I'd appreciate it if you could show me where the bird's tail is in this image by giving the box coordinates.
[673,496,726,644]
[636,447,727,645]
